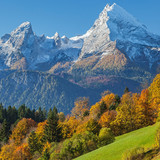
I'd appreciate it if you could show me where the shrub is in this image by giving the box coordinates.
[156,113,160,122]
[155,126,160,149]
[122,147,145,160]
[98,128,115,147]
[51,132,98,160]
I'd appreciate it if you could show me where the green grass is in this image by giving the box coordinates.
[75,123,160,160]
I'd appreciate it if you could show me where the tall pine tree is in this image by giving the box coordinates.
[0,119,10,142]
[44,107,61,143]
[28,131,41,154]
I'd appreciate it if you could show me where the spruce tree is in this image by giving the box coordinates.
[28,131,40,154]
[43,108,47,120]
[38,107,45,122]
[100,101,107,115]
[0,119,9,142]
[2,108,7,121]
[11,106,18,124]
[25,108,32,119]
[44,107,61,143]
[18,104,26,119]
[7,106,18,125]
[124,87,129,94]
[0,104,3,123]
[35,107,45,122]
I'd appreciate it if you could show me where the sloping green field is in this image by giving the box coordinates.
[75,123,160,160]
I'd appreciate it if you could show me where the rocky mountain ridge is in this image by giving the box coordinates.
[0,4,160,73]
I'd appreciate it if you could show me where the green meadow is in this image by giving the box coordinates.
[75,123,160,160]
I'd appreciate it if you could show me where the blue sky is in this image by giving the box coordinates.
[0,0,160,38]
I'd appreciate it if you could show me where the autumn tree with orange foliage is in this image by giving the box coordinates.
[90,102,101,120]
[149,74,160,115]
[71,97,90,119]
[12,143,32,160]
[101,93,116,110]
[35,120,47,146]
[99,110,117,128]
[0,142,32,160]
[75,118,101,135]
[0,142,16,160]
[137,89,156,126]
[60,116,80,139]
[10,118,37,145]
[90,93,119,120]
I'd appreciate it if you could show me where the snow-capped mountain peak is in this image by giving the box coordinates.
[0,3,160,72]
[84,3,144,40]
[99,3,114,19]
[11,21,33,36]
[7,21,34,50]
[54,32,60,38]
[101,3,142,27]
[79,3,160,63]
[17,21,32,29]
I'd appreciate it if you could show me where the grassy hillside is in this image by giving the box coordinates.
[75,123,160,160]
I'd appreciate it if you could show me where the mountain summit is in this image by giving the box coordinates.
[80,3,160,64]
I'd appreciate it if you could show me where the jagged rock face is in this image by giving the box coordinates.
[0,22,83,71]
[79,4,160,70]
[0,4,160,73]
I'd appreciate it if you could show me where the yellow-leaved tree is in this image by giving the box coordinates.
[149,74,160,118]
[110,93,139,135]
[71,97,90,119]
[10,118,37,146]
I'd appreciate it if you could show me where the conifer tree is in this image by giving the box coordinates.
[44,107,61,142]
[35,107,46,122]
[0,104,4,123]
[0,119,9,142]
[124,87,129,94]
[100,101,107,115]
[7,106,18,125]
[25,108,32,119]
[43,108,47,120]
[18,104,26,119]
[2,108,7,121]
[28,131,40,154]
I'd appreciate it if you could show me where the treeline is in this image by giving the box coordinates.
[0,73,160,160]
[0,104,46,142]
